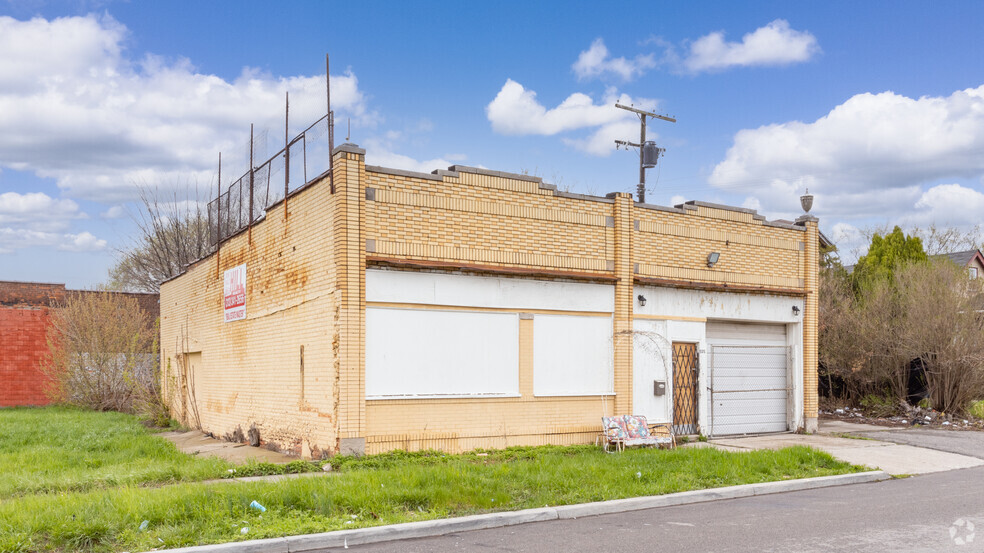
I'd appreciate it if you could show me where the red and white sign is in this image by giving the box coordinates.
[223,264,247,322]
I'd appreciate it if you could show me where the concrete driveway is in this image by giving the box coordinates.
[697,420,984,476]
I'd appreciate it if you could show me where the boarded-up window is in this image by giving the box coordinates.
[366,308,519,398]
[533,314,613,396]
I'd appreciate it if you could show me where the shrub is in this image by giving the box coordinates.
[820,259,984,415]
[42,292,160,415]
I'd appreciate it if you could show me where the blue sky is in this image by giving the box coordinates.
[2,1,983,287]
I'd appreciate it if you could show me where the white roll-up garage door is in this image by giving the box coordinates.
[706,322,789,436]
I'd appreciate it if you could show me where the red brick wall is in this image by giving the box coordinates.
[0,281,160,407]
[0,306,53,407]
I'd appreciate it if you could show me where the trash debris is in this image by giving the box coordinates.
[241,527,249,535]
[138,520,149,532]
[350,514,358,519]
[322,464,333,472]
[227,469,236,474]
[249,500,267,512]
[925,415,932,421]
[835,409,845,414]
[901,420,907,424]
[943,421,951,426]
[636,472,642,479]
[345,521,353,525]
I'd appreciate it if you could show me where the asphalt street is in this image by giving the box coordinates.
[856,427,984,460]
[321,428,984,553]
[324,466,984,552]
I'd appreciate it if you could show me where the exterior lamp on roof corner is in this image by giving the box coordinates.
[800,189,814,213]
[706,252,720,268]
[637,294,647,307]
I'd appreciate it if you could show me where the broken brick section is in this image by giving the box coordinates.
[0,281,159,407]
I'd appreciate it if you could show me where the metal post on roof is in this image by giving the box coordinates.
[248,123,254,246]
[216,151,221,278]
[327,53,335,194]
[284,90,289,223]
[614,103,676,204]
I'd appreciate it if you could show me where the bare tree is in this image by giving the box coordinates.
[109,184,212,293]
[911,223,984,256]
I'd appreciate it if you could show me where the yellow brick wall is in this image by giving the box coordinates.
[361,163,817,451]
[160,145,819,458]
[159,166,341,458]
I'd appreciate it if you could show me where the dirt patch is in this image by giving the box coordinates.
[821,406,984,432]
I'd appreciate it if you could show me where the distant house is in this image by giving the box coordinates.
[0,281,159,407]
[935,249,984,279]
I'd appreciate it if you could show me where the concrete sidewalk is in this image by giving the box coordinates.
[160,430,297,464]
[695,421,984,475]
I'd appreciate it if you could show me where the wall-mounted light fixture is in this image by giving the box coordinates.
[637,294,647,307]
[792,305,801,316]
[707,252,720,268]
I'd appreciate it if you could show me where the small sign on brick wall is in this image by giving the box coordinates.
[223,264,247,323]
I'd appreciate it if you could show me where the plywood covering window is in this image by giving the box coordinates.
[533,314,614,396]
[365,307,520,399]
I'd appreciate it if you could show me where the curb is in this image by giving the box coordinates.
[164,470,889,552]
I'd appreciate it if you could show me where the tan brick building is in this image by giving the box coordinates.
[160,143,820,458]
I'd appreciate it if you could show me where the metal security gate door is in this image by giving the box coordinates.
[672,342,699,434]
[708,344,790,436]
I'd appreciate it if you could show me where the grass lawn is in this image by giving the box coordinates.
[0,407,232,498]
[0,408,865,553]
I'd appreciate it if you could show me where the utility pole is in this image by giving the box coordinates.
[614,103,676,203]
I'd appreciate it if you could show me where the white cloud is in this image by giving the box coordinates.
[0,227,106,254]
[710,85,984,220]
[572,38,657,81]
[670,194,686,206]
[562,120,640,157]
[0,14,373,203]
[486,80,656,156]
[59,231,107,252]
[364,149,455,175]
[741,197,762,212]
[100,205,126,219]
[907,183,984,227]
[0,191,83,231]
[685,20,820,73]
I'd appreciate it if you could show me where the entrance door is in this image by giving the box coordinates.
[672,342,699,434]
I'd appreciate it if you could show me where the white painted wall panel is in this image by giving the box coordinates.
[706,322,787,346]
[367,269,614,312]
[366,308,519,398]
[632,319,671,422]
[634,286,803,323]
[533,315,613,396]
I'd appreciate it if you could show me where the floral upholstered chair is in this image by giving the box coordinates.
[599,415,675,452]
